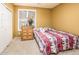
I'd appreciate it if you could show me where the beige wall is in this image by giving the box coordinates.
[14,6,52,37]
[51,4,79,35]
[4,3,14,12]
[5,3,79,37]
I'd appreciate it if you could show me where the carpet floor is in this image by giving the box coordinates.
[1,38,42,55]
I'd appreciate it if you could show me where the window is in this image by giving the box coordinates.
[18,9,36,31]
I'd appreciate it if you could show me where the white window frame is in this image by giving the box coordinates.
[18,9,36,31]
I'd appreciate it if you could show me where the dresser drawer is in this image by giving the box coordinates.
[22,36,28,39]
[28,30,32,32]
[21,33,27,36]
[28,33,32,35]
[28,36,33,39]
[22,33,28,35]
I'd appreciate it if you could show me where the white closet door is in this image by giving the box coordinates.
[0,4,12,53]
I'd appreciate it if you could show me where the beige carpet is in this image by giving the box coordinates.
[1,37,79,55]
[1,38,42,55]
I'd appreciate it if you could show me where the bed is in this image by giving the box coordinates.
[33,28,79,55]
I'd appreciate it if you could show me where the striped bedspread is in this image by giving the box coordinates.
[34,28,79,55]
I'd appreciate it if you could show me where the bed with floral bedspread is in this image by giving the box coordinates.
[34,28,79,55]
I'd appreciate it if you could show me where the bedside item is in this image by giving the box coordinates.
[21,26,33,41]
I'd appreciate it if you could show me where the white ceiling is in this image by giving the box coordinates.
[14,3,60,8]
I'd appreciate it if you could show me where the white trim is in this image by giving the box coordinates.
[18,9,20,31]
[18,9,36,31]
